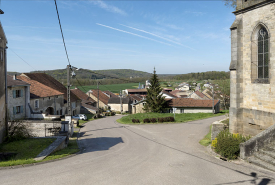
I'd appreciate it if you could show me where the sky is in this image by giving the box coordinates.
[0,0,235,74]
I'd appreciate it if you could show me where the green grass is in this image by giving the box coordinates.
[199,125,212,146]
[43,132,79,161]
[0,138,56,167]
[71,83,139,93]
[117,111,227,124]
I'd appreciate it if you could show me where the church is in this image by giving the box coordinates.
[230,0,275,136]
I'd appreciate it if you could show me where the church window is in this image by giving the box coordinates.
[257,27,269,79]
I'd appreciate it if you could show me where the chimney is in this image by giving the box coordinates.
[13,74,17,80]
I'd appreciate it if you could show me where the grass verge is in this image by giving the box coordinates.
[0,138,56,167]
[117,111,227,124]
[0,132,80,167]
[199,125,212,146]
[43,132,79,161]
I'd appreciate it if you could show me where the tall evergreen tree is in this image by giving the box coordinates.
[144,68,166,112]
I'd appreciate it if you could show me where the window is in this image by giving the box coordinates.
[258,27,269,79]
[13,106,23,115]
[34,100,39,108]
[13,90,23,98]
[180,109,184,113]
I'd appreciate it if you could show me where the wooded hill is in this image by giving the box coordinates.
[171,71,230,81]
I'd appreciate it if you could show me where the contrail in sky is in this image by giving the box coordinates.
[120,24,194,50]
[96,23,173,46]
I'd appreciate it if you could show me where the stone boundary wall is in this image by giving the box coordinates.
[240,123,275,159]
[211,118,228,141]
[9,120,62,137]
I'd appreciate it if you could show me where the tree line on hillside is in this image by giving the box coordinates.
[171,71,230,81]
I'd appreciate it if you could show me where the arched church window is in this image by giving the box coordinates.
[258,27,269,79]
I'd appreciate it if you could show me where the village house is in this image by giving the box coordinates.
[131,99,146,114]
[123,89,147,95]
[188,90,210,100]
[87,89,109,109]
[71,88,98,114]
[7,75,31,120]
[108,97,132,113]
[18,73,81,116]
[0,14,7,143]
[168,98,220,114]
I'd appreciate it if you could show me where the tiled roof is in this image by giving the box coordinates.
[169,90,181,97]
[168,98,219,108]
[71,88,96,103]
[7,75,30,87]
[17,76,63,99]
[21,73,80,102]
[103,91,118,98]
[88,89,110,105]
[108,97,131,104]
[129,94,144,102]
[162,90,178,98]
[194,90,209,99]
[202,89,213,99]
[81,102,98,112]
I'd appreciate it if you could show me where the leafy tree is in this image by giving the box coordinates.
[144,68,166,113]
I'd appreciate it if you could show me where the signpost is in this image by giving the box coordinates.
[173,108,177,120]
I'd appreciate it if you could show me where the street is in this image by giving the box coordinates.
[0,115,274,185]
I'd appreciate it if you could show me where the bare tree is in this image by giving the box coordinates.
[224,0,237,9]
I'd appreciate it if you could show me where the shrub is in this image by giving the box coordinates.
[116,111,121,114]
[158,118,164,123]
[111,112,116,116]
[214,130,250,160]
[6,120,35,142]
[150,118,157,123]
[168,117,175,122]
[143,118,150,123]
[136,119,140,123]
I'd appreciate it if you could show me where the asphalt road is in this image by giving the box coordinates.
[1,115,275,185]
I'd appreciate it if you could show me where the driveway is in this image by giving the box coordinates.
[0,115,274,185]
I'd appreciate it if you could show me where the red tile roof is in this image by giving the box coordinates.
[128,94,144,102]
[71,88,96,103]
[103,91,118,98]
[21,73,80,102]
[17,76,63,99]
[168,98,219,108]
[194,91,208,99]
[88,89,110,105]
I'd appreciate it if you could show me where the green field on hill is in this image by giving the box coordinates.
[71,83,139,93]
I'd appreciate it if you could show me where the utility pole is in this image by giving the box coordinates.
[212,86,214,114]
[120,90,123,113]
[67,65,71,116]
[97,79,99,112]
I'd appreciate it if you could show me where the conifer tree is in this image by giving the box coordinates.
[144,68,166,112]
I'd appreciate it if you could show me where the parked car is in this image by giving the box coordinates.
[72,114,87,120]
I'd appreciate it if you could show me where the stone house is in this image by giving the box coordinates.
[18,73,81,116]
[0,15,7,143]
[7,75,31,120]
[168,98,220,114]
[71,88,98,114]
[229,0,275,136]
[17,75,64,118]
[131,99,146,114]
[87,89,109,109]
[108,97,132,113]
[188,90,210,100]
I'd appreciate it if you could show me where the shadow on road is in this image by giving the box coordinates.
[79,137,124,153]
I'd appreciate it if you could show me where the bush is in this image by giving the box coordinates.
[214,130,250,160]
[6,120,35,142]
[143,118,150,123]
[132,119,140,123]
[158,117,164,123]
[168,117,175,122]
[111,112,116,116]
[116,111,121,114]
[150,118,157,123]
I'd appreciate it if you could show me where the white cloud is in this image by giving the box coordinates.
[89,0,127,16]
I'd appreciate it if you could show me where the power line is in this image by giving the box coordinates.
[10,49,37,71]
[54,0,71,66]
